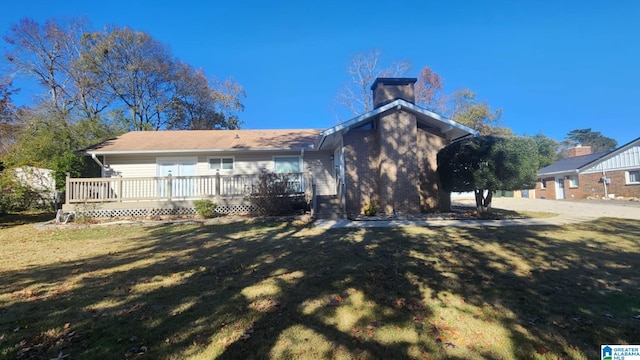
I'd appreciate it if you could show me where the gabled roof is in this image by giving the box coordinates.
[578,136,640,172]
[537,136,640,177]
[537,152,607,176]
[83,129,321,155]
[315,99,477,150]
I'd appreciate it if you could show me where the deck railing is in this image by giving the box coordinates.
[65,172,308,204]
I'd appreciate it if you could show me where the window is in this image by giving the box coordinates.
[627,170,640,184]
[209,157,233,171]
[540,178,546,189]
[568,175,579,188]
[274,156,300,173]
[274,156,302,192]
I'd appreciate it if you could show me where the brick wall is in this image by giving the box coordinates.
[343,129,379,215]
[536,171,640,200]
[535,177,557,199]
[376,110,420,214]
[581,171,640,198]
[417,127,447,211]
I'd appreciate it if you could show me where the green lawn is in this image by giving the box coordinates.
[0,215,639,359]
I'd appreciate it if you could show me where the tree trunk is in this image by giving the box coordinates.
[474,189,493,214]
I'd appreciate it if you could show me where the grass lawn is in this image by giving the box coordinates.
[0,215,639,359]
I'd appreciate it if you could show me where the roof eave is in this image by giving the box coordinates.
[315,99,477,149]
[86,147,317,156]
[537,169,580,177]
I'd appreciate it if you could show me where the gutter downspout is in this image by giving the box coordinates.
[90,153,108,177]
[91,153,105,169]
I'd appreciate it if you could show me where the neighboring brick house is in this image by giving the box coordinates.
[67,78,477,217]
[536,137,640,200]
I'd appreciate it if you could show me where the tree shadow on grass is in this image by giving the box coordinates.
[0,218,639,359]
[0,211,54,229]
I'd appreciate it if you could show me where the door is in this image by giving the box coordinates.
[556,177,565,200]
[157,158,197,198]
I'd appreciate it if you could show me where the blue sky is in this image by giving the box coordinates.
[1,0,639,145]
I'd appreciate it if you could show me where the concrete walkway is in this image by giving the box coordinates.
[314,198,640,229]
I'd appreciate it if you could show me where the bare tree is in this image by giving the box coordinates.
[3,18,88,113]
[0,77,20,155]
[335,49,411,117]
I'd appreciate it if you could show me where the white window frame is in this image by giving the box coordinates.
[626,169,640,184]
[273,156,302,174]
[208,157,234,172]
[156,157,198,177]
[568,175,579,188]
[540,178,546,189]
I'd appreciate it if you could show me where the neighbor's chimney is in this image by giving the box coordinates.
[566,144,592,158]
[371,77,417,109]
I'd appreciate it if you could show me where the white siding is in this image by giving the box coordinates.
[102,151,335,196]
[105,155,157,178]
[583,143,640,174]
[304,151,335,195]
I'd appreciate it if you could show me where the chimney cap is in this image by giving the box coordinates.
[370,77,417,90]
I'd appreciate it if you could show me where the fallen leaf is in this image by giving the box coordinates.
[537,347,548,354]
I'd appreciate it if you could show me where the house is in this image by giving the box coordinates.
[63,78,477,218]
[536,137,640,200]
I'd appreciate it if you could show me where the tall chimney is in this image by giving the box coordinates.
[371,78,417,109]
[566,145,592,158]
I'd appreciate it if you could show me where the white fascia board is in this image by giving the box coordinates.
[537,169,579,177]
[315,99,478,149]
[577,137,640,172]
[86,147,317,156]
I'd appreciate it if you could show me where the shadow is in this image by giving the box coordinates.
[0,211,55,229]
[1,218,639,359]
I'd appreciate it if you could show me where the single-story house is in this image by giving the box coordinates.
[64,78,477,218]
[536,137,640,200]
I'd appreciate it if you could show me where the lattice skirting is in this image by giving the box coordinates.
[76,204,261,218]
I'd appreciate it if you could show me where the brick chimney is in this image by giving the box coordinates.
[371,78,417,109]
[566,145,592,157]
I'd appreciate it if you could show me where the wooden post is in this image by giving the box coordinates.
[65,173,70,205]
[167,171,172,200]
[215,170,221,202]
[117,175,123,202]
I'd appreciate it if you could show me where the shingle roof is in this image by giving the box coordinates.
[537,152,606,176]
[83,129,322,154]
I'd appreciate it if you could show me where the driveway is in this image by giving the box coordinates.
[314,198,640,229]
[481,197,640,220]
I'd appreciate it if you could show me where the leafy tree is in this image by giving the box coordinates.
[4,18,245,132]
[167,63,244,130]
[80,26,177,130]
[80,25,244,131]
[533,133,559,168]
[563,128,617,153]
[3,104,118,176]
[415,66,446,113]
[448,89,510,135]
[437,135,538,213]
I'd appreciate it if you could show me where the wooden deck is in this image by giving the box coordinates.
[62,172,312,215]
